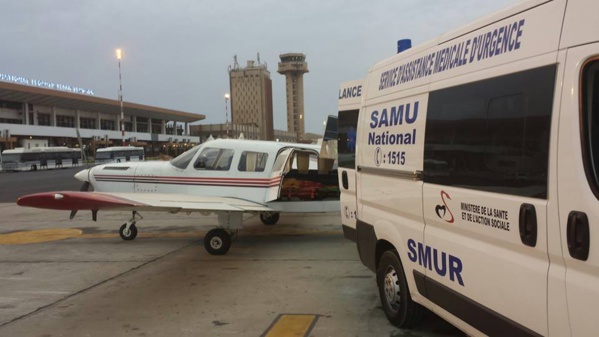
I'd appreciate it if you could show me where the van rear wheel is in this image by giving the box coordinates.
[376,250,422,328]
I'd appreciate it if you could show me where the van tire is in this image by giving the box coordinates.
[376,250,422,328]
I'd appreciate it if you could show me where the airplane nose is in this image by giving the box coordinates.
[74,169,90,183]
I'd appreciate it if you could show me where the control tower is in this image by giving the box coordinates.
[277,53,308,137]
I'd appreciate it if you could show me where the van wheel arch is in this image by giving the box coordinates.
[376,240,396,269]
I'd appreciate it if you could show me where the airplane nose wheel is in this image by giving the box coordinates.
[119,222,138,240]
[260,212,280,225]
[204,228,232,255]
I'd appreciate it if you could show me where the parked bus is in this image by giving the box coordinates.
[1,147,82,171]
[340,0,599,336]
[95,146,144,165]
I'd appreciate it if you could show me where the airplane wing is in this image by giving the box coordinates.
[16,191,274,213]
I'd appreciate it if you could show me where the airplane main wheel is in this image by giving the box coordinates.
[260,212,280,225]
[119,223,138,241]
[204,228,231,255]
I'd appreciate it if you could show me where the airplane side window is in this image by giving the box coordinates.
[214,149,235,171]
[238,151,268,172]
[170,146,200,169]
[581,59,599,199]
[194,148,221,170]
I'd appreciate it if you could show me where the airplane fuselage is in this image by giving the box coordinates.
[78,139,338,207]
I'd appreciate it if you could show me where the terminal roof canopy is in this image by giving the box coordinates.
[0,81,205,123]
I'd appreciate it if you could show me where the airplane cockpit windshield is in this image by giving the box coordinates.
[170,146,201,169]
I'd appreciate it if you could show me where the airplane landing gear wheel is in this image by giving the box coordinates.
[260,212,280,225]
[204,228,231,255]
[119,223,138,240]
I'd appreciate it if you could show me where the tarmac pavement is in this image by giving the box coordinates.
[0,203,463,337]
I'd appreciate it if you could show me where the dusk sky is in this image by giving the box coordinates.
[2,0,520,134]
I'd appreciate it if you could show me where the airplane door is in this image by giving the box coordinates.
[557,45,599,337]
[337,109,359,238]
[265,148,293,202]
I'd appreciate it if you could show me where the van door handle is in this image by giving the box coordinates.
[519,203,537,247]
[567,211,590,261]
[342,170,349,190]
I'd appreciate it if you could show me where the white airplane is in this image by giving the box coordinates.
[16,138,340,255]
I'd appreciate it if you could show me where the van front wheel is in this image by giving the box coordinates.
[376,250,422,328]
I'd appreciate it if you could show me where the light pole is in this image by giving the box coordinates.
[116,49,125,146]
[224,93,230,138]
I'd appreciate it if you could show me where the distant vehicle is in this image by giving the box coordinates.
[1,147,82,171]
[95,146,144,165]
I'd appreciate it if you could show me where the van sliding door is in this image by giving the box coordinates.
[422,65,555,336]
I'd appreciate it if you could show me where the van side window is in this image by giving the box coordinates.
[581,59,599,198]
[238,151,268,172]
[338,109,359,169]
[424,65,556,198]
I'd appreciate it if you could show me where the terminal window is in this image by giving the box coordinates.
[37,113,51,126]
[56,115,75,127]
[80,117,96,129]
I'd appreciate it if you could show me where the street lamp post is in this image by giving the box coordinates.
[224,93,230,138]
[116,49,125,146]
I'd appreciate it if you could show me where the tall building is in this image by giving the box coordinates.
[278,53,308,138]
[228,56,274,140]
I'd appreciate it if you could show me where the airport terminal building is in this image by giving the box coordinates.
[0,76,204,158]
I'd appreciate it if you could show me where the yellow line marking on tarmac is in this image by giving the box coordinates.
[0,228,342,245]
[80,231,205,239]
[262,314,318,337]
[0,229,82,245]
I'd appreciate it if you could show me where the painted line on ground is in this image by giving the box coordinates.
[0,228,342,245]
[0,229,82,244]
[261,314,319,337]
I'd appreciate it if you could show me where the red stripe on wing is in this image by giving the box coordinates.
[16,192,145,210]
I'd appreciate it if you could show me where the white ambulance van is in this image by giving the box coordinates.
[340,0,599,336]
